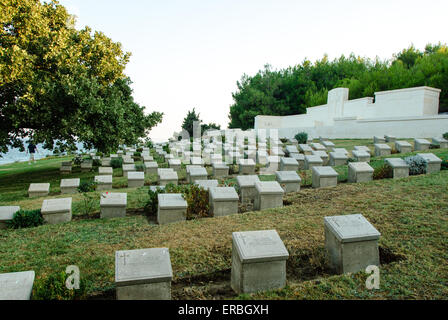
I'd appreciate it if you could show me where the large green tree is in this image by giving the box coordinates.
[229,44,448,129]
[0,0,162,153]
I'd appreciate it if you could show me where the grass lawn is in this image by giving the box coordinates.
[0,141,447,299]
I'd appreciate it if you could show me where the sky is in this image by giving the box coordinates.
[59,0,448,142]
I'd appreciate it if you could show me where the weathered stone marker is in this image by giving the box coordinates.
[60,178,80,194]
[100,192,127,219]
[231,230,289,294]
[236,175,261,204]
[41,197,72,224]
[329,152,348,166]
[28,183,50,198]
[324,214,380,274]
[122,164,136,178]
[195,179,218,191]
[414,139,430,151]
[304,155,323,170]
[188,167,208,183]
[115,248,172,300]
[374,144,391,157]
[209,187,239,217]
[279,157,299,171]
[212,162,229,178]
[275,171,301,193]
[417,153,442,174]
[312,166,338,188]
[238,159,256,175]
[144,161,158,175]
[98,166,113,176]
[348,162,374,183]
[127,171,145,188]
[385,158,409,179]
[95,175,113,191]
[254,181,284,211]
[0,206,20,229]
[0,271,35,300]
[157,193,187,224]
[395,141,413,154]
[352,150,371,162]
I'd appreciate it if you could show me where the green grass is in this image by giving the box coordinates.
[0,142,447,300]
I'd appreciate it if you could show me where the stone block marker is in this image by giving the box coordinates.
[352,150,371,162]
[299,144,313,155]
[414,139,431,151]
[188,167,208,183]
[115,248,172,300]
[212,162,229,178]
[332,148,348,155]
[100,192,127,219]
[144,161,158,175]
[41,197,72,224]
[98,166,113,176]
[384,135,396,143]
[290,153,305,169]
[128,171,145,188]
[238,159,256,175]
[168,159,181,172]
[209,187,239,217]
[312,166,338,188]
[285,145,299,156]
[101,157,111,167]
[231,230,289,294]
[304,155,323,170]
[348,162,374,183]
[95,175,113,191]
[236,175,260,204]
[354,146,371,153]
[60,161,72,174]
[432,137,448,149]
[254,181,284,211]
[374,144,391,157]
[80,160,93,172]
[0,271,35,300]
[195,180,218,191]
[311,142,326,151]
[158,169,178,186]
[373,136,385,144]
[60,178,80,194]
[329,152,348,166]
[275,171,301,193]
[28,183,50,198]
[157,194,187,224]
[385,158,409,179]
[312,150,329,165]
[324,214,380,274]
[395,141,413,154]
[256,150,268,164]
[417,153,442,174]
[279,157,299,171]
[0,206,20,229]
[322,140,335,149]
[122,164,136,178]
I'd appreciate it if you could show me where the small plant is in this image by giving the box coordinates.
[33,271,87,300]
[92,159,101,167]
[404,156,427,175]
[144,187,166,215]
[441,159,448,170]
[135,163,145,172]
[77,180,97,193]
[294,132,308,144]
[373,163,393,180]
[429,144,440,149]
[110,158,123,169]
[443,132,448,140]
[7,209,44,229]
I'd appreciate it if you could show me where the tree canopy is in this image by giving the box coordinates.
[181,108,221,137]
[228,43,448,130]
[0,0,163,153]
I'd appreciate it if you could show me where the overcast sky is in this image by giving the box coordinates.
[59,0,448,142]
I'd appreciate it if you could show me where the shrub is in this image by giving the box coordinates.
[136,147,143,153]
[77,180,97,193]
[135,164,145,172]
[72,154,83,166]
[404,156,427,175]
[443,132,448,140]
[429,144,440,149]
[33,271,87,300]
[441,159,448,170]
[294,132,308,144]
[373,163,393,180]
[134,152,141,157]
[144,187,166,216]
[7,209,44,229]
[92,159,101,167]
[110,158,123,169]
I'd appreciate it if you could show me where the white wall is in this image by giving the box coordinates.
[254,86,448,138]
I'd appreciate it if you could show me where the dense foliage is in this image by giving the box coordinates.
[0,0,163,154]
[229,44,448,129]
[405,156,427,175]
[33,271,87,300]
[181,108,221,137]
[294,132,308,144]
[7,209,44,229]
